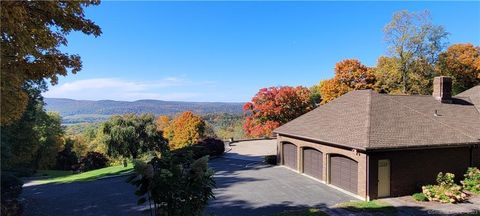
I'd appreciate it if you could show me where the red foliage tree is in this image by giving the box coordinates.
[243,86,314,137]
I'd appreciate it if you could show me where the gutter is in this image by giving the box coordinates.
[275,132,480,152]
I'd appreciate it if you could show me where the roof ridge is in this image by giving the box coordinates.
[365,90,373,148]
[382,95,478,140]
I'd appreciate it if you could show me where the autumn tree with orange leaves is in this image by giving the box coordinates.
[437,43,480,94]
[160,112,206,150]
[319,59,376,104]
[243,86,314,137]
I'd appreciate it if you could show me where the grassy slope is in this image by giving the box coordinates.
[35,164,133,184]
[336,200,396,213]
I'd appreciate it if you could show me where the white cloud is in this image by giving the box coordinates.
[43,77,213,101]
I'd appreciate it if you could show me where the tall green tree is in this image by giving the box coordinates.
[383,10,448,94]
[103,114,166,159]
[1,1,101,125]
[1,81,64,170]
[33,112,65,169]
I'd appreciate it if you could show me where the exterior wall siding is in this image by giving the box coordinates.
[472,146,480,168]
[368,147,472,199]
[277,135,368,200]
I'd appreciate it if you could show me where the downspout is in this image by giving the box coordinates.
[470,145,473,167]
[366,154,370,201]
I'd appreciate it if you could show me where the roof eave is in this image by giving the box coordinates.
[364,141,480,152]
[274,131,368,151]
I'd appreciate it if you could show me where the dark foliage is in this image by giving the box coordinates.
[56,140,79,171]
[79,152,108,172]
[264,155,277,165]
[1,174,24,216]
[128,150,215,216]
[197,138,225,156]
[172,138,225,160]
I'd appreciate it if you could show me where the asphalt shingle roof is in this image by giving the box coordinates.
[274,87,480,150]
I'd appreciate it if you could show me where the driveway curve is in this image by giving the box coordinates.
[22,140,355,216]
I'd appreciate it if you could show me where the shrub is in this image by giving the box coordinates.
[172,138,225,160]
[56,144,79,170]
[461,167,480,194]
[412,193,427,202]
[198,138,225,156]
[1,174,24,216]
[265,155,277,165]
[128,152,215,216]
[422,172,467,203]
[79,151,109,172]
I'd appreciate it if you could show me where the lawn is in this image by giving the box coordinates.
[336,200,396,214]
[34,164,133,184]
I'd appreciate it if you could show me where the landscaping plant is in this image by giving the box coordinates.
[461,167,480,194]
[1,174,24,216]
[422,172,467,203]
[128,151,215,216]
[79,151,109,172]
[412,193,427,202]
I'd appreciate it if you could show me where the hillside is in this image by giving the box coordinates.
[45,98,244,124]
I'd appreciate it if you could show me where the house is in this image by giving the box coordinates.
[273,76,480,200]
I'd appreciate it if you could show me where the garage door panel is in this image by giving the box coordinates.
[283,143,297,170]
[302,148,323,180]
[330,155,358,194]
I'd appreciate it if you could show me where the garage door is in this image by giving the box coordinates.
[303,148,323,180]
[330,155,358,193]
[282,143,297,170]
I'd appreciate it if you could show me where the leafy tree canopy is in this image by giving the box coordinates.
[437,43,480,94]
[103,114,166,159]
[162,112,206,150]
[243,86,314,137]
[1,1,101,125]
[319,59,375,104]
[1,81,64,170]
[383,10,448,94]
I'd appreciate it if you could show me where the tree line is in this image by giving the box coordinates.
[243,10,480,137]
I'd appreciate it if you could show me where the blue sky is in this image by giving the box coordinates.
[43,1,480,102]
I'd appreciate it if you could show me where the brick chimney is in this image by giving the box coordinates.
[432,76,452,103]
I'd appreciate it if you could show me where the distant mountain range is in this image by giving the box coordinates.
[44,98,245,124]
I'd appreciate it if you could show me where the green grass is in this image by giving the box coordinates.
[34,164,133,184]
[274,208,329,216]
[336,200,396,214]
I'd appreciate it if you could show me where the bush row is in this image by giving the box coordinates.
[172,138,225,160]
[56,150,109,172]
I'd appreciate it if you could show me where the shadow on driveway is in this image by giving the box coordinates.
[206,157,354,216]
[22,176,149,216]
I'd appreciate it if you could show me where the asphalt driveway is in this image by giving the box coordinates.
[206,157,355,216]
[22,157,354,216]
[22,175,149,216]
